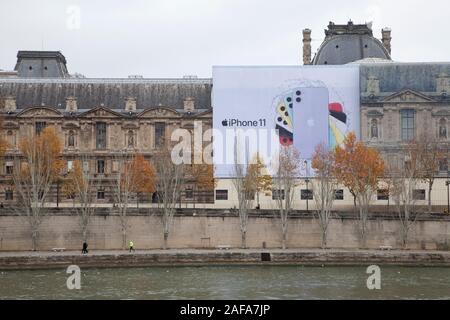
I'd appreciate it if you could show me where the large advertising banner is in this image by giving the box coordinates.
[212,66,360,178]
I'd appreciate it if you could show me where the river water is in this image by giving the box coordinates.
[0,265,449,299]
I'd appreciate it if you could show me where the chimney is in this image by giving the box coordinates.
[367,76,380,95]
[184,97,195,112]
[436,73,450,93]
[302,29,312,65]
[381,28,392,55]
[125,97,137,112]
[65,96,77,112]
[3,96,16,112]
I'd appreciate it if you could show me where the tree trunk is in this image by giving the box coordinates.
[31,229,38,251]
[122,227,127,250]
[321,228,327,249]
[163,232,169,250]
[281,228,287,249]
[241,231,247,249]
[256,191,260,209]
[82,228,88,243]
[428,184,432,213]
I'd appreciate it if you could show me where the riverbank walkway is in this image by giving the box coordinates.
[1,248,449,269]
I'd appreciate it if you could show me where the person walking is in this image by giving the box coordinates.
[82,242,88,254]
[129,240,135,253]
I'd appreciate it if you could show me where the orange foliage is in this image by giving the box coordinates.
[18,126,64,181]
[124,154,156,194]
[190,164,216,190]
[334,132,385,194]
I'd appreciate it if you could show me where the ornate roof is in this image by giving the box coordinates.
[313,21,391,65]
[0,78,212,111]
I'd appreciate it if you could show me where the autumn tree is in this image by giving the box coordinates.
[246,153,272,208]
[274,146,302,249]
[189,163,216,207]
[153,147,184,250]
[334,132,385,248]
[13,126,64,250]
[113,153,156,249]
[311,143,337,248]
[63,158,97,243]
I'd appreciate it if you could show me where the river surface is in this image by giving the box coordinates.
[0,265,449,299]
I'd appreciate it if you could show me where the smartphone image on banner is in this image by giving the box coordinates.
[274,87,329,158]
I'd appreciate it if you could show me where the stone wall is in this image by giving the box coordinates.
[0,211,449,251]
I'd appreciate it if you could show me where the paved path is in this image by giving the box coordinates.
[0,248,448,258]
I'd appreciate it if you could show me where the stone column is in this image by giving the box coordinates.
[302,29,312,65]
[381,28,392,55]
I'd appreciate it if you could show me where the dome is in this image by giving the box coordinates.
[312,21,392,65]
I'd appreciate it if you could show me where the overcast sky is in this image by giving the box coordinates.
[0,0,448,78]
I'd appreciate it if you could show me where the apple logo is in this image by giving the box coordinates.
[307,118,315,127]
[222,119,228,126]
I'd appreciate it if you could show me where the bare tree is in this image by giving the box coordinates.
[274,146,301,249]
[153,147,184,250]
[231,145,254,249]
[311,143,337,248]
[63,158,96,243]
[112,152,155,249]
[389,142,421,248]
[113,152,133,250]
[415,134,445,213]
[13,126,63,251]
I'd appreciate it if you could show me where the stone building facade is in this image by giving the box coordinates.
[0,52,213,205]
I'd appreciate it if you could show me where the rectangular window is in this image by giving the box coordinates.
[439,159,448,173]
[97,190,105,200]
[35,122,47,135]
[413,189,426,200]
[5,190,13,201]
[185,188,193,199]
[401,109,415,141]
[96,122,107,149]
[334,189,344,200]
[155,122,166,148]
[5,164,13,175]
[97,160,105,174]
[215,189,228,200]
[377,189,389,201]
[272,189,285,200]
[301,189,313,200]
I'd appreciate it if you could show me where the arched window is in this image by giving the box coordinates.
[439,118,447,139]
[128,130,134,147]
[68,130,75,147]
[370,119,378,139]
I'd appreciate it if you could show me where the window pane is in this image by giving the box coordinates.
[301,189,313,200]
[96,122,106,149]
[215,189,228,200]
[155,122,166,148]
